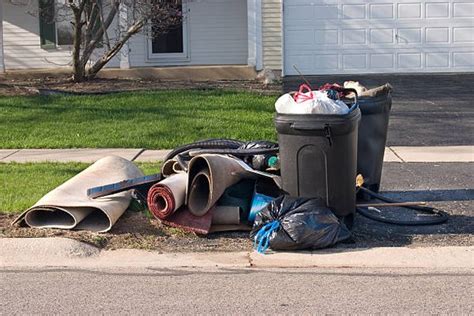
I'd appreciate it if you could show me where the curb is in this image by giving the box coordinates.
[2,238,473,269]
[249,247,474,269]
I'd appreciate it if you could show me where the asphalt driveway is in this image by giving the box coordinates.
[283,73,474,146]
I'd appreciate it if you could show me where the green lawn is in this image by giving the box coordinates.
[0,90,278,149]
[0,162,162,214]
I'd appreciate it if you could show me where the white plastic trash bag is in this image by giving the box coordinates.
[275,84,349,115]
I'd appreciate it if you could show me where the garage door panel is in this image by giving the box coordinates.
[370,29,395,44]
[286,5,314,21]
[398,53,423,68]
[397,3,422,19]
[453,2,474,17]
[314,5,340,19]
[425,28,450,43]
[426,52,450,67]
[315,55,340,69]
[342,54,368,69]
[425,3,450,18]
[453,52,474,67]
[315,29,339,44]
[284,0,474,74]
[397,28,422,44]
[342,29,367,44]
[370,53,395,68]
[453,27,474,43]
[370,3,395,19]
[342,4,367,19]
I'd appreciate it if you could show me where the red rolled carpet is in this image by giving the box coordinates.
[147,173,187,220]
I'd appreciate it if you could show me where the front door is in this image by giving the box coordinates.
[148,0,188,61]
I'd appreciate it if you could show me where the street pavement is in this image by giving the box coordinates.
[1,266,472,314]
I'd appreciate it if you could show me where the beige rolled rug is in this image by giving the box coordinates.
[186,154,282,217]
[161,159,184,177]
[12,155,144,232]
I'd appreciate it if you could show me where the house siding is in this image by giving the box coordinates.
[3,0,119,70]
[3,0,249,70]
[127,0,248,67]
[262,0,282,71]
[0,1,4,71]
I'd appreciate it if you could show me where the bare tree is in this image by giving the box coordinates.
[15,0,182,82]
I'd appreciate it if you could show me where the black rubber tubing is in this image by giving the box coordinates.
[188,147,280,157]
[165,139,245,161]
[356,186,449,225]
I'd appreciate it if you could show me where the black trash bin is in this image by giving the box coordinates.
[356,84,392,199]
[275,107,361,220]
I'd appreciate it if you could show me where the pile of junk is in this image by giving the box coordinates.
[13,81,449,254]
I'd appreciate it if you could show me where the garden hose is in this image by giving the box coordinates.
[188,147,279,157]
[356,186,449,225]
[165,139,245,161]
[165,139,279,172]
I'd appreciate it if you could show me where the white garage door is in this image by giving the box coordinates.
[283,0,474,75]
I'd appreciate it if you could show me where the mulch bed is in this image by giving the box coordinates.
[0,74,281,97]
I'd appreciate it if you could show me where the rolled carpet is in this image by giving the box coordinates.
[187,154,282,217]
[12,156,144,233]
[147,173,187,220]
[161,159,184,177]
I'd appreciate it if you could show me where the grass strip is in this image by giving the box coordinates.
[0,90,277,149]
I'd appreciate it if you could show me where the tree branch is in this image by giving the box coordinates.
[86,18,145,79]
[81,0,119,66]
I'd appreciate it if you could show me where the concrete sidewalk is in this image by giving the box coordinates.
[0,146,472,163]
[1,238,473,269]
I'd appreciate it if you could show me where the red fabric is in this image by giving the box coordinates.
[160,207,213,235]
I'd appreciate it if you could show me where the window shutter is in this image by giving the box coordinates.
[39,0,56,49]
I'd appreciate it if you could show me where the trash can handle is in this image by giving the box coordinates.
[290,123,326,131]
[290,124,333,146]
[342,88,358,112]
[293,84,314,103]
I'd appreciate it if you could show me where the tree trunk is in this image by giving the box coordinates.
[72,11,85,82]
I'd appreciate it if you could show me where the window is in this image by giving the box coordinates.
[148,0,188,60]
[56,12,74,46]
[151,23,183,54]
[39,0,102,48]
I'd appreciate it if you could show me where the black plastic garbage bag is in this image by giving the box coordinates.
[251,196,351,253]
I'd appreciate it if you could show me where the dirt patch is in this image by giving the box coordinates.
[0,74,281,97]
[0,211,253,252]
[2,201,471,252]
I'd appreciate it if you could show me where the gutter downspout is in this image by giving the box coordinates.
[247,0,262,71]
[119,3,130,69]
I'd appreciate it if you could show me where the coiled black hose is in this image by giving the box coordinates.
[356,186,449,225]
[165,139,246,161]
[188,147,279,157]
[165,139,279,171]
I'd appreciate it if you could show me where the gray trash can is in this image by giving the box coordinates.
[356,84,392,199]
[275,107,361,220]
